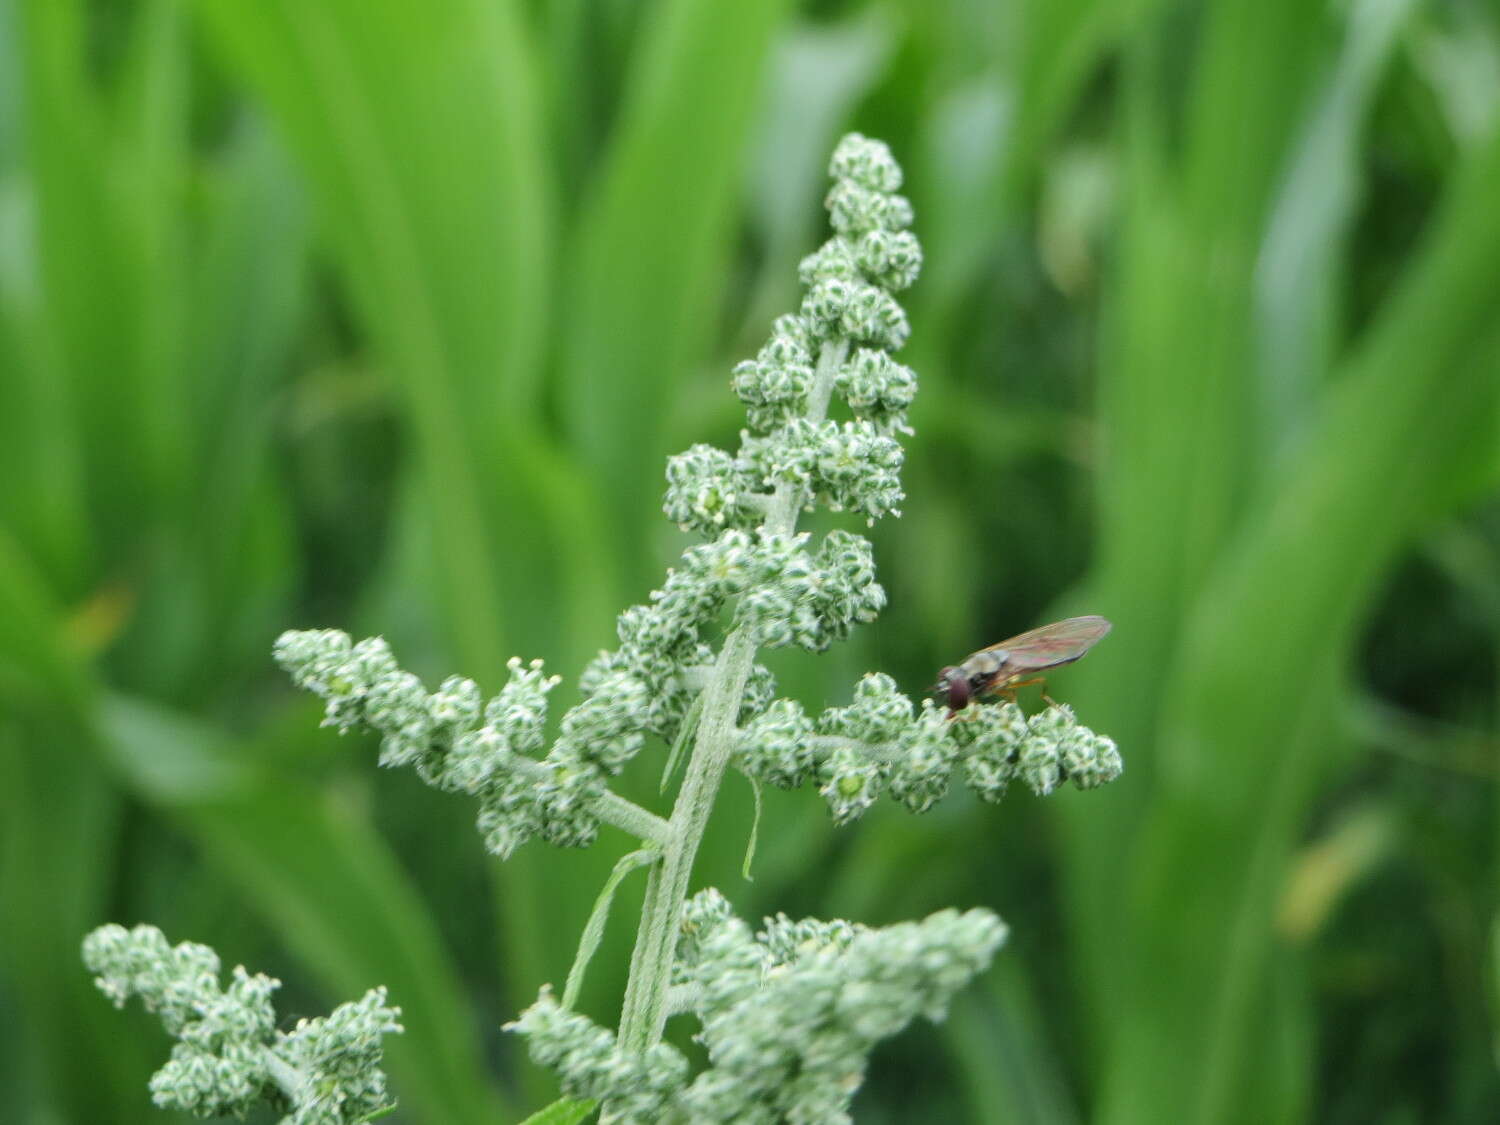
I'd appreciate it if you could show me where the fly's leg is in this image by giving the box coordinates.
[997,676,1050,704]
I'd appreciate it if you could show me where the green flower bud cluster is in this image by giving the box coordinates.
[87,132,1130,1125]
[505,989,689,1123]
[738,418,905,520]
[573,523,884,756]
[728,316,818,436]
[737,675,1122,823]
[834,348,917,437]
[670,894,1003,1124]
[664,134,919,541]
[734,530,885,651]
[274,629,622,857]
[588,529,770,740]
[81,924,400,1125]
[509,889,1004,1125]
[1014,702,1125,795]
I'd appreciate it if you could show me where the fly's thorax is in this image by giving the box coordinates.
[962,649,1008,680]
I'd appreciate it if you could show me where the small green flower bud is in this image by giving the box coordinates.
[476,774,543,859]
[1019,718,1064,797]
[738,699,818,788]
[819,672,912,744]
[666,893,1005,1124]
[556,670,650,775]
[835,348,917,435]
[959,700,1028,803]
[485,657,562,755]
[429,675,482,732]
[797,238,862,286]
[828,133,904,193]
[664,443,760,532]
[836,282,910,350]
[825,181,909,237]
[886,708,960,813]
[852,229,922,292]
[739,661,777,725]
[813,422,904,520]
[508,989,689,1124]
[819,744,884,825]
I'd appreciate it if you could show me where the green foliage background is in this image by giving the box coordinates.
[2,0,1498,1121]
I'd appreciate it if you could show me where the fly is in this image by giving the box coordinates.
[936,616,1112,714]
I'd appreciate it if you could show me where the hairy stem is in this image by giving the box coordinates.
[616,626,759,1052]
[613,338,849,1059]
[502,755,671,844]
[591,791,672,846]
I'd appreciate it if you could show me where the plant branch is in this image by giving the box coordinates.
[614,337,850,1056]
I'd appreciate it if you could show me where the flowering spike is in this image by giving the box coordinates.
[95,133,1125,1124]
[82,924,400,1123]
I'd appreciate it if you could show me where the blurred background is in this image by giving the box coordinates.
[2,0,1498,1121]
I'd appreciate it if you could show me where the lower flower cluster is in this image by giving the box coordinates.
[737,674,1123,823]
[508,890,1006,1125]
[81,924,401,1125]
[275,629,611,856]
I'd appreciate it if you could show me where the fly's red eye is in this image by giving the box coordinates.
[946,676,971,711]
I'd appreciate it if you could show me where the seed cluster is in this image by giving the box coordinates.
[665,133,920,540]
[509,889,1007,1124]
[736,676,1121,823]
[82,924,401,1125]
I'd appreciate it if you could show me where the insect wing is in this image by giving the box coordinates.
[982,615,1111,672]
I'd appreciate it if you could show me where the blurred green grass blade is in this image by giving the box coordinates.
[0,530,91,711]
[0,722,148,1124]
[100,692,513,1125]
[112,0,191,488]
[1057,0,1329,1033]
[150,122,308,699]
[192,0,610,675]
[1004,0,1162,194]
[519,1097,598,1125]
[1491,915,1500,1071]
[0,539,145,1122]
[1409,4,1500,146]
[1255,0,1419,449]
[739,12,893,335]
[1098,122,1500,1125]
[18,0,189,560]
[193,0,552,422]
[559,0,794,576]
[0,176,90,587]
[946,962,1081,1125]
[185,122,307,536]
[915,77,1012,328]
[915,0,1161,330]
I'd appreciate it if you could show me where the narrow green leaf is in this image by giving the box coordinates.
[740,12,894,334]
[1097,121,1500,1125]
[192,0,614,675]
[518,1097,599,1125]
[1056,0,1334,1041]
[741,774,763,882]
[560,0,795,586]
[0,540,143,1122]
[1,721,142,1124]
[562,848,659,1011]
[18,0,183,567]
[660,690,704,793]
[946,962,1080,1125]
[192,0,615,1035]
[1255,0,1419,445]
